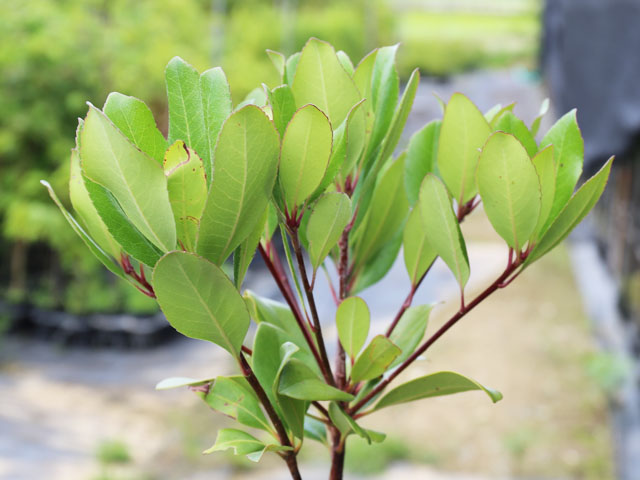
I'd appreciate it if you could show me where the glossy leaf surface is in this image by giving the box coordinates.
[351,335,401,383]
[307,193,352,270]
[336,296,370,359]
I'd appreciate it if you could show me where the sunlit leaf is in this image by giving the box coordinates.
[336,296,370,359]
[351,335,401,383]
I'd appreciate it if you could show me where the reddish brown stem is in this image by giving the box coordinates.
[349,254,526,415]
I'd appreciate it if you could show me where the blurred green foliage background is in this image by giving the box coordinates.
[0,0,540,315]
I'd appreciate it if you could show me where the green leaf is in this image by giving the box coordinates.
[539,109,584,223]
[403,207,436,285]
[69,149,120,259]
[375,68,420,173]
[483,103,503,123]
[328,402,370,442]
[196,105,279,265]
[155,376,214,390]
[238,86,268,109]
[476,132,542,251]
[84,179,163,267]
[352,155,408,268]
[526,157,613,266]
[204,428,292,461]
[267,84,296,137]
[285,52,300,87]
[353,49,377,108]
[252,323,307,438]
[367,45,399,160]
[404,120,441,206]
[81,105,176,252]
[234,207,268,289]
[437,93,491,204]
[374,371,503,410]
[336,50,354,75]
[166,58,232,183]
[336,296,370,359]
[40,180,125,279]
[103,92,166,163]
[493,111,537,158]
[206,376,272,433]
[351,335,401,383]
[417,174,470,288]
[163,141,207,252]
[279,358,354,402]
[351,228,403,294]
[487,103,515,128]
[292,38,361,127]
[279,104,333,210]
[307,193,352,270]
[304,416,327,445]
[531,146,556,239]
[530,98,549,137]
[266,49,286,79]
[389,304,432,368]
[153,251,250,356]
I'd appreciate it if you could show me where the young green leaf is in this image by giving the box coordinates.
[418,174,470,289]
[272,343,308,439]
[307,193,352,270]
[374,371,503,410]
[483,103,503,123]
[526,157,614,266]
[352,155,408,268]
[336,50,354,75]
[292,38,360,127]
[328,402,371,443]
[351,335,401,383]
[267,84,296,137]
[404,120,441,207]
[81,105,176,252]
[389,304,432,368]
[476,132,542,251]
[166,58,232,183]
[234,207,268,289]
[336,296,370,359]
[539,109,584,223]
[206,376,272,433]
[487,103,515,128]
[279,104,333,211]
[403,207,437,285]
[164,141,207,252]
[530,98,550,137]
[351,228,404,294]
[437,93,491,204]
[266,49,286,79]
[103,92,166,163]
[153,252,251,356]
[69,149,120,259]
[203,428,292,462]
[304,416,327,445]
[40,180,125,279]
[285,52,300,86]
[84,179,163,267]
[367,45,399,159]
[196,106,279,265]
[278,358,354,402]
[492,111,537,158]
[531,146,556,239]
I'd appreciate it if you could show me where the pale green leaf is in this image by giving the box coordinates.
[164,141,207,251]
[203,428,292,462]
[200,66,233,163]
[233,207,268,289]
[404,120,441,207]
[336,296,370,359]
[279,104,333,210]
[292,38,361,127]
[540,109,584,223]
[526,157,613,266]
[267,84,296,137]
[103,92,166,163]
[351,335,401,383]
[279,358,354,402]
[81,105,176,252]
[493,111,538,158]
[40,180,124,279]
[403,206,437,286]
[418,174,470,288]
[487,103,515,128]
[530,98,550,137]
[351,228,403,294]
[206,376,272,432]
[153,252,251,356]
[476,132,542,251]
[304,416,327,445]
[389,304,431,368]
[437,93,492,204]
[336,50,354,75]
[307,193,352,270]
[328,402,370,442]
[266,49,286,79]
[285,52,300,86]
[196,105,279,265]
[155,376,214,390]
[375,371,503,410]
[531,146,556,239]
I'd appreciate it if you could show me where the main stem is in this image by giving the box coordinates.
[239,354,302,480]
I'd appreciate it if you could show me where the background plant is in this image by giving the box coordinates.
[43,36,609,480]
